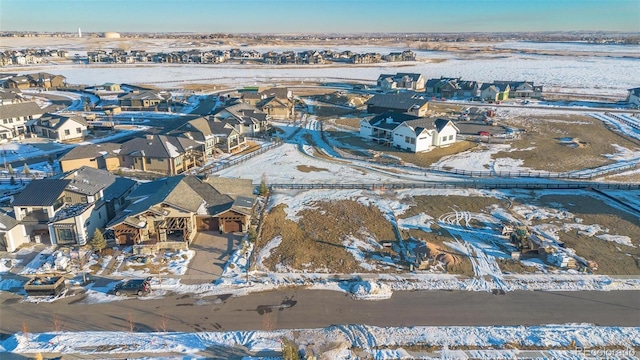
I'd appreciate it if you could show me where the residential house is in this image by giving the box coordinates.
[376,73,425,91]
[627,87,640,107]
[26,72,66,89]
[107,175,255,250]
[0,210,28,252]
[440,80,460,99]
[382,51,416,62]
[118,90,171,110]
[0,89,25,105]
[455,81,480,99]
[480,83,510,102]
[359,112,459,153]
[366,93,430,116]
[212,102,271,136]
[59,142,122,173]
[0,101,44,141]
[168,116,245,157]
[4,76,31,89]
[28,113,88,142]
[55,166,137,225]
[424,77,461,96]
[11,167,136,246]
[119,134,204,175]
[494,81,542,99]
[12,179,70,243]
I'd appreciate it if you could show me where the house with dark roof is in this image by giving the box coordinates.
[11,168,137,246]
[106,175,255,250]
[4,76,32,89]
[359,112,459,152]
[0,101,44,140]
[28,113,88,142]
[627,87,640,108]
[26,72,66,89]
[168,116,245,157]
[366,93,430,116]
[425,77,461,96]
[119,134,204,175]
[59,142,122,173]
[212,102,271,136]
[0,210,28,252]
[376,73,425,91]
[0,88,25,105]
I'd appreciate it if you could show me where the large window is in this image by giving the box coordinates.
[64,129,70,136]
[56,228,76,245]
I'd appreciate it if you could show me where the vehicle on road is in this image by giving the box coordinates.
[113,277,152,296]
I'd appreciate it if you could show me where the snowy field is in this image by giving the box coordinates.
[1,324,637,359]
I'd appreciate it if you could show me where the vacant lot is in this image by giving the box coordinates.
[533,194,640,275]
[259,201,397,273]
[497,114,640,172]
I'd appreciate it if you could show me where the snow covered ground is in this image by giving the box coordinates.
[1,324,637,359]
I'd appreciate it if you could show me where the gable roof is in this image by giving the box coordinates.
[59,142,121,161]
[120,135,201,159]
[0,101,44,120]
[61,166,119,196]
[204,176,255,199]
[367,112,422,130]
[12,179,70,206]
[366,93,429,112]
[181,175,235,215]
[0,210,20,231]
[34,113,87,130]
[629,87,640,96]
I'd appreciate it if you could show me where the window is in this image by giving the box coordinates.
[145,158,151,164]
[158,158,164,162]
[80,196,87,202]
[56,229,76,245]
[8,119,13,123]
[442,136,446,142]
[64,129,70,136]
[76,127,82,134]
[65,197,71,202]
[448,135,454,141]
[2,120,6,124]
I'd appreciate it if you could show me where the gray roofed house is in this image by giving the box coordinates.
[376,73,425,91]
[29,113,88,142]
[212,102,270,136]
[0,88,24,105]
[12,179,70,207]
[0,101,43,140]
[366,93,430,116]
[628,87,640,107]
[168,116,243,156]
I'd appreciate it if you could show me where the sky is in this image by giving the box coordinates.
[0,0,639,34]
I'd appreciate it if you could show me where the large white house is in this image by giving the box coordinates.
[360,112,459,153]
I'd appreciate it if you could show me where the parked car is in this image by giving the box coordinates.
[113,277,152,296]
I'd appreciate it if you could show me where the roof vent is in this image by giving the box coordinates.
[145,134,154,140]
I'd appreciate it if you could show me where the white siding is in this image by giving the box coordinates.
[436,123,458,146]
[392,124,417,152]
[359,120,374,138]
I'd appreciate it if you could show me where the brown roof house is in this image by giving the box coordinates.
[242,87,295,120]
[212,102,271,136]
[119,134,204,175]
[118,90,171,110]
[107,175,255,253]
[59,142,122,173]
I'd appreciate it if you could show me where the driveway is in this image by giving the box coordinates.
[183,231,242,284]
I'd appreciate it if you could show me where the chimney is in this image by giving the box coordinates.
[386,116,393,124]
[145,134,154,140]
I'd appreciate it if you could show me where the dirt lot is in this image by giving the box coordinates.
[259,201,397,273]
[497,113,640,172]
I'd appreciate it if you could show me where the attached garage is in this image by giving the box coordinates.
[222,220,243,233]
[196,216,219,232]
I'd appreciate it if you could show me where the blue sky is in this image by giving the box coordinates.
[1,0,638,33]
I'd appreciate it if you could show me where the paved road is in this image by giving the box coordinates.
[1,289,638,334]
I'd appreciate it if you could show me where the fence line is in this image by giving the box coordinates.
[202,140,284,174]
[270,182,640,191]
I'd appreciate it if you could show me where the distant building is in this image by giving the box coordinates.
[627,87,640,108]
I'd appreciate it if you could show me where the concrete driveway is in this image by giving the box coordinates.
[183,231,242,284]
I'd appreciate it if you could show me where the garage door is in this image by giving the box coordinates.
[223,220,242,233]
[196,217,219,231]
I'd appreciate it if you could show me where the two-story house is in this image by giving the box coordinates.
[0,101,44,141]
[119,134,204,175]
[28,113,88,142]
